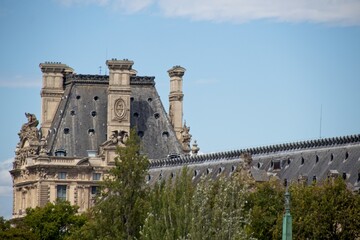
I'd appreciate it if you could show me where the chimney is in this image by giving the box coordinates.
[168,65,186,141]
[106,58,133,139]
[39,62,73,138]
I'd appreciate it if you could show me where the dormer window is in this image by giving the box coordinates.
[55,149,66,157]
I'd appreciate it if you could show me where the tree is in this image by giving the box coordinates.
[25,200,86,240]
[141,167,194,240]
[73,128,150,240]
[246,179,284,239]
[141,165,254,240]
[0,216,33,240]
[290,177,360,239]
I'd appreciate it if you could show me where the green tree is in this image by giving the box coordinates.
[191,172,254,240]
[141,167,194,240]
[290,177,360,240]
[25,200,86,240]
[0,216,35,240]
[246,179,284,239]
[73,128,150,240]
[142,166,254,240]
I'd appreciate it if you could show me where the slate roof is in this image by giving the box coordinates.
[148,134,360,188]
[46,74,183,159]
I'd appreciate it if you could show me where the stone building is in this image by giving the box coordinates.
[10,59,360,219]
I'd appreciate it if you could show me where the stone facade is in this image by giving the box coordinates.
[10,58,360,219]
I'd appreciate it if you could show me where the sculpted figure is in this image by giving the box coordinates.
[181,122,192,153]
[21,113,39,130]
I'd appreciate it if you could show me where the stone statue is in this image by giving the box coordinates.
[180,122,192,154]
[14,113,41,168]
[18,113,39,143]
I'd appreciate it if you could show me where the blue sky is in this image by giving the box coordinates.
[0,0,360,218]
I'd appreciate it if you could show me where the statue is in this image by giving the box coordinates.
[14,113,41,168]
[180,122,192,154]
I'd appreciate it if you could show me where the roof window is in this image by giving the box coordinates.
[64,128,69,134]
[301,157,305,165]
[133,112,139,118]
[154,113,160,119]
[162,131,169,138]
[55,149,67,157]
[94,96,99,101]
[70,110,75,116]
[147,98,152,102]
[130,97,134,102]
[330,153,334,161]
[91,111,97,117]
[138,131,144,138]
[316,155,319,164]
[88,129,95,135]
[76,95,81,100]
[345,152,349,160]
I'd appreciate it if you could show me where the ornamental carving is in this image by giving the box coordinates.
[114,98,127,121]
[180,122,192,154]
[14,113,41,169]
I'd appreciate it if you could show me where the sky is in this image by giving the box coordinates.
[0,0,360,219]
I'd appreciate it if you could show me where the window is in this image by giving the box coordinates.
[138,131,144,138]
[57,185,67,201]
[58,172,66,179]
[88,129,95,135]
[273,161,281,170]
[91,186,98,195]
[55,149,66,157]
[93,173,101,181]
[64,128,69,134]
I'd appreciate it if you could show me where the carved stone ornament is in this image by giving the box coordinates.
[180,122,192,154]
[114,98,127,121]
[14,113,41,169]
[99,130,128,156]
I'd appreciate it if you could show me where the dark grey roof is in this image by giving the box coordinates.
[148,134,360,188]
[46,75,108,157]
[46,74,183,159]
[130,78,184,159]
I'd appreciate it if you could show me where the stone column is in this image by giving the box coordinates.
[168,66,186,141]
[106,59,133,139]
[39,62,73,137]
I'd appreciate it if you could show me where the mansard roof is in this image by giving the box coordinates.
[149,134,360,188]
[46,74,183,159]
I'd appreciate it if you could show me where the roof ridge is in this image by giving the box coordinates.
[149,134,360,168]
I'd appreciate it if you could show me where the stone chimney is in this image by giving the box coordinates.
[39,62,73,138]
[168,66,186,141]
[106,59,133,139]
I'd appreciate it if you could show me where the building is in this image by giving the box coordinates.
[10,59,360,219]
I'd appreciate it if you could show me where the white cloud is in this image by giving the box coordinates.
[56,0,360,25]
[0,75,41,88]
[0,158,13,197]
